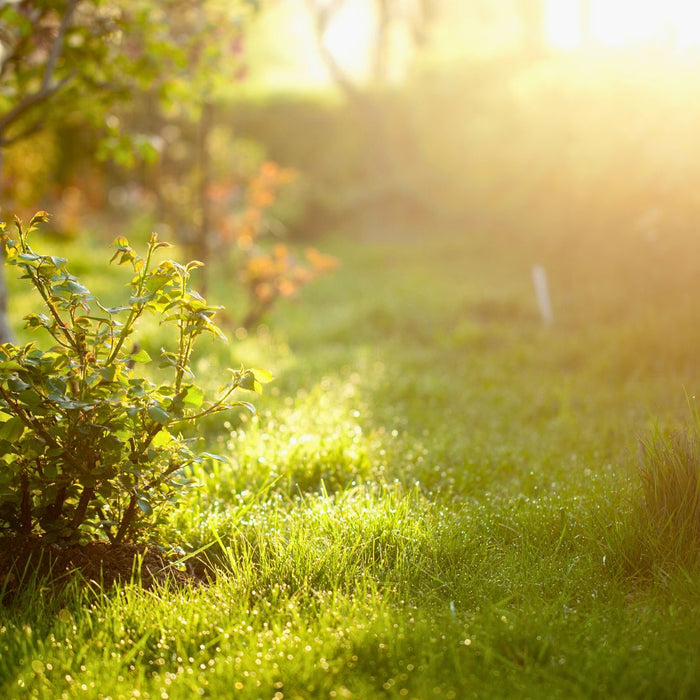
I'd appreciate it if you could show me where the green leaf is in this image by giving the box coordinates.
[97,302,131,315]
[24,313,51,330]
[130,349,152,363]
[144,275,170,293]
[7,377,30,393]
[237,371,256,391]
[158,352,179,369]
[147,406,170,425]
[182,385,204,408]
[18,389,40,407]
[0,417,25,442]
[128,380,146,397]
[130,293,155,305]
[29,211,50,227]
[56,279,91,296]
[250,368,274,384]
[74,316,93,329]
[152,429,173,447]
[201,452,228,463]
[0,360,24,372]
[111,249,136,266]
[136,497,153,515]
[100,366,118,383]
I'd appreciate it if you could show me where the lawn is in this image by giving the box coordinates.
[1,220,700,699]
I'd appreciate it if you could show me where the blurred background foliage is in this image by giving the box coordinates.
[2,0,700,325]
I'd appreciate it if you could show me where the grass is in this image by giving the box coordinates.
[2,220,700,698]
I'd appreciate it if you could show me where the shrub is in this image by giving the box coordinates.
[0,213,270,545]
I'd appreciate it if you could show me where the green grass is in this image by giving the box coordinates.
[2,221,700,698]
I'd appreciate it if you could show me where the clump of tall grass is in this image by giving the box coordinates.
[637,425,700,563]
[599,410,700,581]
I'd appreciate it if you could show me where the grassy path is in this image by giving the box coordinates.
[2,226,700,698]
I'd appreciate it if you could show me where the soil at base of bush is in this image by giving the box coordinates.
[0,534,202,602]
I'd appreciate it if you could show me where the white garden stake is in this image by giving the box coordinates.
[532,264,554,325]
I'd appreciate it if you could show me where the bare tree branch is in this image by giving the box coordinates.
[41,0,79,92]
[0,71,74,135]
[0,0,79,138]
[305,0,362,101]
[0,116,45,147]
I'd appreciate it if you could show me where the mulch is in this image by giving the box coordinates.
[0,534,205,603]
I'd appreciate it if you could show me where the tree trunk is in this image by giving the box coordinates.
[20,471,32,533]
[195,98,213,295]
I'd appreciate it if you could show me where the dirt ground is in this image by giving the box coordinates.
[0,534,202,602]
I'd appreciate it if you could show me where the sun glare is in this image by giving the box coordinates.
[545,0,700,51]
[322,1,375,79]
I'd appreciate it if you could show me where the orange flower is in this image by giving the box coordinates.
[305,247,340,273]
